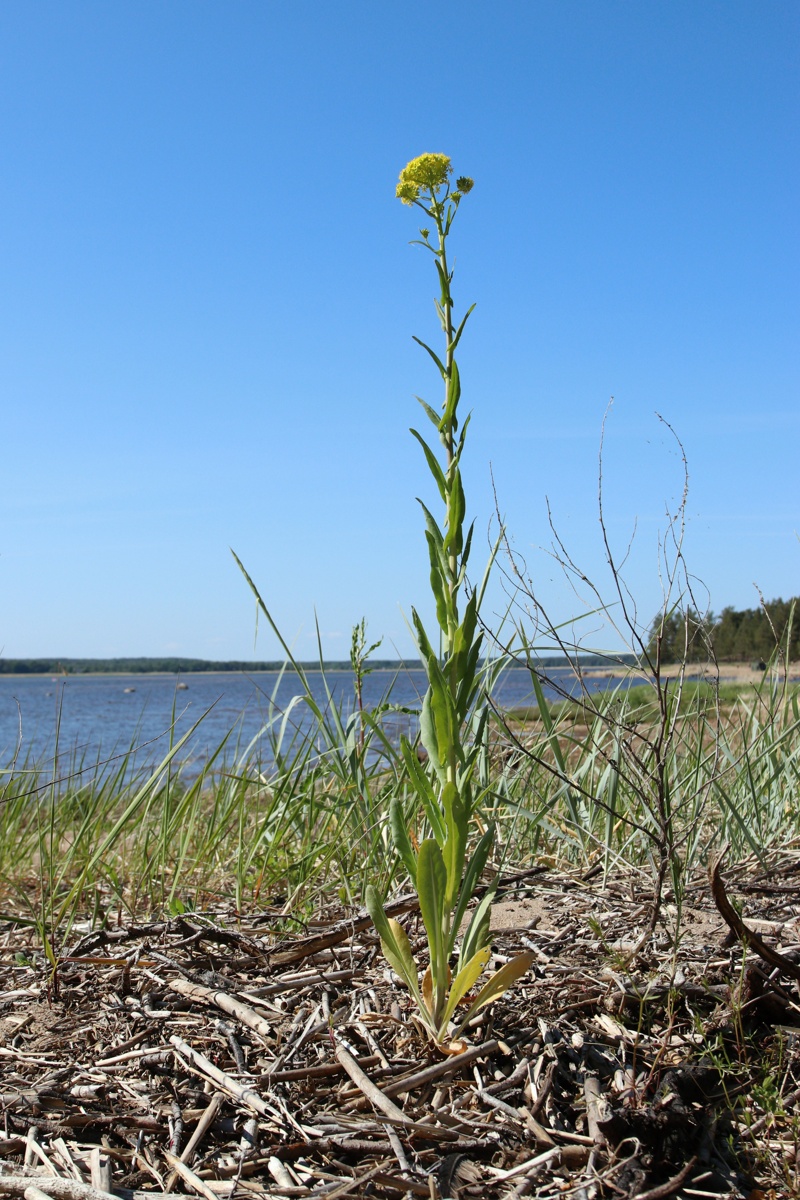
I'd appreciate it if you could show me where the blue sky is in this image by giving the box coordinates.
[1,1,797,660]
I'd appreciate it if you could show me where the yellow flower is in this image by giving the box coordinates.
[396,153,452,203]
[396,181,420,204]
[455,176,474,194]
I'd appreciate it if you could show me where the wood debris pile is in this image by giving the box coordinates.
[1,864,799,1199]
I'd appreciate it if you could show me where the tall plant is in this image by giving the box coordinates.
[366,155,532,1050]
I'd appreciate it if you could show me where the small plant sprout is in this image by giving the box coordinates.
[366,154,533,1050]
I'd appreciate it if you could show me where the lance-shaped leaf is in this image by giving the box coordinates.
[421,965,434,1018]
[364,886,421,1001]
[389,798,418,887]
[416,396,441,429]
[411,609,458,769]
[452,589,478,657]
[434,297,447,334]
[439,359,461,431]
[441,781,468,910]
[419,688,444,779]
[456,521,475,585]
[438,945,490,1033]
[455,411,472,459]
[455,641,484,723]
[434,258,450,309]
[448,825,495,955]
[450,592,479,699]
[416,499,445,553]
[447,303,476,356]
[412,336,446,380]
[410,605,437,673]
[459,882,495,968]
[416,839,448,997]
[443,466,465,556]
[400,736,445,843]
[410,428,447,503]
[427,668,458,770]
[425,530,451,634]
[451,953,536,1038]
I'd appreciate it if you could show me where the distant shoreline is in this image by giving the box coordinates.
[0,654,627,677]
[1,659,794,683]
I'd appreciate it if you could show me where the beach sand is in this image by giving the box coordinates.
[581,661,799,685]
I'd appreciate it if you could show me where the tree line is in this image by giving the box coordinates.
[647,597,799,664]
[0,653,627,676]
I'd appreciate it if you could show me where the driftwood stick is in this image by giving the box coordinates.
[334,1046,408,1123]
[169,1036,272,1118]
[491,1147,562,1183]
[630,1156,698,1200]
[710,858,800,982]
[161,1153,218,1200]
[0,1180,116,1200]
[87,1151,111,1196]
[164,1092,225,1193]
[583,1074,606,1146]
[167,978,274,1043]
[382,1039,500,1098]
[272,894,419,965]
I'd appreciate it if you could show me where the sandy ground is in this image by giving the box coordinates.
[2,860,798,1198]
[582,661,800,685]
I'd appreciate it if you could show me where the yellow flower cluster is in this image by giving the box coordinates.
[396,153,456,205]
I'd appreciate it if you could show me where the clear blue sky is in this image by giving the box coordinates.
[1,1,797,660]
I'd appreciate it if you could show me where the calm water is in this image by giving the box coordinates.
[0,666,615,775]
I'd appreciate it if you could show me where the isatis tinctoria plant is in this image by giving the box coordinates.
[366,154,533,1050]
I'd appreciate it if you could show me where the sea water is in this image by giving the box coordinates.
[0,666,619,776]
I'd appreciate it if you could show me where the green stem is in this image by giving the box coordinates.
[433,199,461,789]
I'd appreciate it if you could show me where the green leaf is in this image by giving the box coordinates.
[460,883,495,967]
[428,674,457,769]
[410,428,447,503]
[365,890,415,981]
[448,303,476,356]
[416,501,444,552]
[416,396,441,428]
[411,606,436,661]
[400,737,445,843]
[419,689,444,778]
[442,781,468,910]
[417,839,448,991]
[434,258,450,308]
[455,642,484,723]
[452,953,535,1037]
[451,591,479,691]
[455,412,472,459]
[449,825,494,955]
[365,886,421,1000]
[439,946,490,1031]
[389,798,418,887]
[456,521,475,584]
[411,336,447,380]
[425,531,451,634]
[434,298,447,333]
[439,360,461,431]
[443,467,465,556]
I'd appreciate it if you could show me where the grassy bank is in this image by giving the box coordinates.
[2,667,798,949]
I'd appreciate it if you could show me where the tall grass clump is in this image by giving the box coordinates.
[0,679,408,974]
[490,431,800,940]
